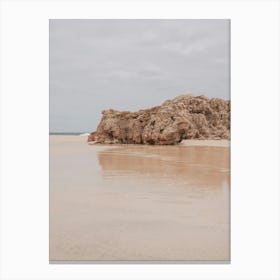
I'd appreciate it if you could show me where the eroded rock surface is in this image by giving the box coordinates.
[88,94,230,145]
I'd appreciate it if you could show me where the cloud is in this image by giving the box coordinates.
[50,19,230,132]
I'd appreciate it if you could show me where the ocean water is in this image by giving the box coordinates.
[49,135,230,261]
[49,132,89,136]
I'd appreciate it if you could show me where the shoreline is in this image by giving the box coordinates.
[87,139,230,147]
[49,135,230,148]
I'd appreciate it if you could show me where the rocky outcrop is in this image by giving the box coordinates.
[88,94,230,145]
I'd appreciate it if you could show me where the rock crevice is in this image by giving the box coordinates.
[88,94,230,145]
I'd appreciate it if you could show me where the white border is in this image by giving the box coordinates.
[1,0,279,279]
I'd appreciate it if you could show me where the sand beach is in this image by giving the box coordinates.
[49,135,230,261]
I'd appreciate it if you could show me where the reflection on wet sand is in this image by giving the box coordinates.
[98,145,229,189]
[50,136,230,262]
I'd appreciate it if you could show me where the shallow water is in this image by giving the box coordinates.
[49,135,230,261]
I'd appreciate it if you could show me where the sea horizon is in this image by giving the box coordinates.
[49,132,89,135]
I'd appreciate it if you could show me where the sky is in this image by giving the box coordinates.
[50,19,230,133]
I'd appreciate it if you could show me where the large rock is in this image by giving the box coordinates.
[88,94,230,145]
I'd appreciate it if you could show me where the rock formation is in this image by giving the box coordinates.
[88,94,230,145]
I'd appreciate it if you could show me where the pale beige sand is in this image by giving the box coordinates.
[50,135,230,261]
[181,139,230,147]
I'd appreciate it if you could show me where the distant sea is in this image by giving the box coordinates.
[50,132,89,136]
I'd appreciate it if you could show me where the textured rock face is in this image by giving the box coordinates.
[88,94,230,145]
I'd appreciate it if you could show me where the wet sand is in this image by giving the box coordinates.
[50,135,230,261]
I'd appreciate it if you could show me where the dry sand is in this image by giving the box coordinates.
[50,135,230,262]
[181,139,230,147]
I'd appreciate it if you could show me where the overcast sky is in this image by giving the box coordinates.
[50,19,230,133]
